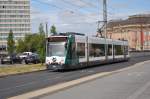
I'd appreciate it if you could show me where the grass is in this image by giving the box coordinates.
[0,64,46,77]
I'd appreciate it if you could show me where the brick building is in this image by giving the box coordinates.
[107,14,150,51]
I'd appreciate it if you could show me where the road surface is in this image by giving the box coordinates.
[0,56,150,99]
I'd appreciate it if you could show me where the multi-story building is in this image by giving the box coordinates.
[107,14,150,51]
[0,0,30,54]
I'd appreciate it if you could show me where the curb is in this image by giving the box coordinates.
[0,69,46,78]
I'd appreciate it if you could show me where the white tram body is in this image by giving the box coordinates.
[46,34,130,70]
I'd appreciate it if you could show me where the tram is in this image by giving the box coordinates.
[45,33,130,70]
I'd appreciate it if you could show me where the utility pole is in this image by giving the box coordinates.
[45,22,48,58]
[103,0,107,38]
[103,0,108,61]
[45,22,48,38]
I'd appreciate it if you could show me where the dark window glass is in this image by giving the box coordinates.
[89,44,105,57]
[77,43,85,58]
[108,44,112,55]
[114,45,123,55]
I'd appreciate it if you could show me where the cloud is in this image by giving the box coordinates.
[63,0,94,8]
[31,8,99,35]
[32,0,150,35]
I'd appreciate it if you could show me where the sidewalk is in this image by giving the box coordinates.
[40,60,150,99]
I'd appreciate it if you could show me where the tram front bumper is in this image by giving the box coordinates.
[46,64,65,70]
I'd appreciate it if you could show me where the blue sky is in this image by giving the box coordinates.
[31,0,150,35]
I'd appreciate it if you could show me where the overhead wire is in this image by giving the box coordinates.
[32,0,118,25]
[32,0,100,21]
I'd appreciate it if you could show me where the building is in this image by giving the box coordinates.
[107,14,150,51]
[0,0,30,55]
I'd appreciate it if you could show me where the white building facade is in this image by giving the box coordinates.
[0,0,30,52]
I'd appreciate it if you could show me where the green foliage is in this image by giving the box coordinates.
[16,23,46,63]
[16,39,25,53]
[37,33,46,63]
[50,25,57,35]
[7,30,15,55]
[38,23,46,63]
[16,34,39,53]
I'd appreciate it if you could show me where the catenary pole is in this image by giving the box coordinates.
[103,0,108,60]
[45,22,48,59]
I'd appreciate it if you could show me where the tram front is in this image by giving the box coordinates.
[46,36,68,70]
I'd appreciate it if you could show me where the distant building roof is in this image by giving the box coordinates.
[107,14,150,28]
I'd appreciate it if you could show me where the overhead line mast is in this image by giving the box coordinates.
[103,0,107,38]
[103,0,108,60]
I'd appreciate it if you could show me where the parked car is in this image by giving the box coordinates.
[1,54,22,64]
[19,52,33,60]
[24,53,40,64]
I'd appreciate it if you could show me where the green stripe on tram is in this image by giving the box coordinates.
[65,35,79,65]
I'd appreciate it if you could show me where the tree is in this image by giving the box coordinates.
[16,39,25,53]
[7,29,15,55]
[39,23,45,34]
[16,34,40,53]
[37,34,45,64]
[37,23,46,63]
[16,23,47,64]
[50,25,57,35]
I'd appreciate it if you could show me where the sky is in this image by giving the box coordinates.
[31,0,150,35]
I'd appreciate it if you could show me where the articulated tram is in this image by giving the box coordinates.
[45,33,130,70]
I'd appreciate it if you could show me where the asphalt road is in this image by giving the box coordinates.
[41,58,150,99]
[0,56,150,99]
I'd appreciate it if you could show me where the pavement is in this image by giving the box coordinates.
[38,60,150,99]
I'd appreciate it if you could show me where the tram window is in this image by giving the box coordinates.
[114,45,123,55]
[89,44,105,57]
[77,43,85,58]
[108,44,112,55]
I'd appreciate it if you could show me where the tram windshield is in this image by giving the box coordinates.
[47,42,66,57]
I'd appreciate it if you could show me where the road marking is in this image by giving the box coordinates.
[8,60,150,99]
